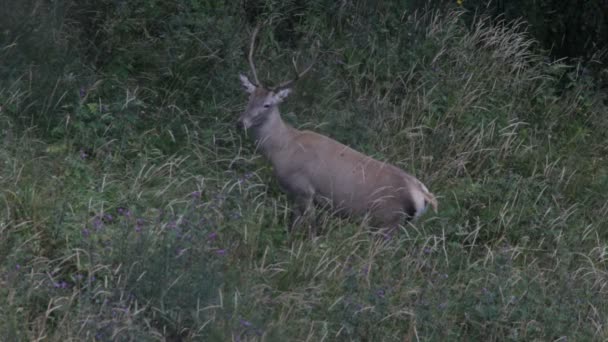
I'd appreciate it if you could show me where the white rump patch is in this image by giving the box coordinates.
[412,181,430,220]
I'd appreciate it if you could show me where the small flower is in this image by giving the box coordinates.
[167,220,177,229]
[82,228,90,238]
[103,213,113,223]
[215,249,227,256]
[244,172,254,179]
[190,191,202,199]
[60,281,69,289]
[79,149,89,160]
[208,232,218,241]
[92,217,103,230]
[240,319,252,327]
[79,86,86,99]
[423,247,432,254]
[438,302,448,310]
[375,289,385,298]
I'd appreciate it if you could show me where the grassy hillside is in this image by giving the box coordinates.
[1,1,607,340]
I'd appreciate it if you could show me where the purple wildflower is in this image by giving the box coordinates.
[53,280,68,289]
[82,228,90,238]
[423,247,432,254]
[103,213,113,223]
[92,217,103,230]
[215,249,227,256]
[208,232,218,241]
[240,319,252,327]
[79,148,89,160]
[361,266,370,276]
[15,264,20,270]
[190,191,202,199]
[79,86,86,99]
[244,172,254,179]
[375,289,385,298]
[135,218,145,232]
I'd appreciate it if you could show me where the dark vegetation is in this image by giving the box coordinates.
[1,0,607,340]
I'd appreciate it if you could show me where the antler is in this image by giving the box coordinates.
[273,43,318,90]
[248,23,262,86]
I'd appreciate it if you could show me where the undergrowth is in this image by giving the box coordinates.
[1,1,607,341]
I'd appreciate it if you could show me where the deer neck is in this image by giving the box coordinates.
[251,108,295,161]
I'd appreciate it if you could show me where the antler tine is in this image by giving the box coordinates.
[248,23,262,86]
[274,40,319,90]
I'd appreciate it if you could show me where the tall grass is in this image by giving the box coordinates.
[1,1,607,340]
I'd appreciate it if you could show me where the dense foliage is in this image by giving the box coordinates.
[1,0,607,340]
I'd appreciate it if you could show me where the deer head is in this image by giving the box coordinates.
[237,24,316,131]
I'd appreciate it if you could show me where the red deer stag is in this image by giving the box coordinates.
[237,25,438,234]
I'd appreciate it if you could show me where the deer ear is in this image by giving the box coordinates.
[271,88,292,104]
[239,74,256,94]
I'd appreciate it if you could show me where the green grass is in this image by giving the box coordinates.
[1,1,608,341]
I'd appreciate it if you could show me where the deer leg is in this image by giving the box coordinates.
[289,195,315,236]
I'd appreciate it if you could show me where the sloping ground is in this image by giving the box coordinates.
[1,3,607,340]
